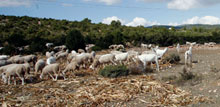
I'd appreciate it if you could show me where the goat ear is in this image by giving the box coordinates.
[152,48,156,53]
[155,46,159,50]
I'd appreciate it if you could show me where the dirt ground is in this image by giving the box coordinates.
[158,46,220,107]
[1,46,220,106]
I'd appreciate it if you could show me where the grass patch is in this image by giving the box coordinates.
[99,65,129,78]
[129,66,154,75]
[162,75,178,82]
[163,67,203,86]
[163,53,181,64]
[75,71,92,77]
[210,67,219,73]
[176,67,203,86]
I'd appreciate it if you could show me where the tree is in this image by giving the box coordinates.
[1,45,17,55]
[111,20,121,28]
[65,29,85,51]
[112,30,124,44]
[7,31,27,47]
[29,36,46,53]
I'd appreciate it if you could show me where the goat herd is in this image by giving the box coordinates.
[0,41,215,85]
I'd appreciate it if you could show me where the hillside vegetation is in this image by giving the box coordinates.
[1,15,220,55]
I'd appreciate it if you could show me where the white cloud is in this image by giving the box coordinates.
[103,16,220,27]
[168,22,180,26]
[167,0,220,10]
[0,0,31,7]
[102,16,125,24]
[183,16,220,25]
[137,0,168,3]
[167,0,199,10]
[102,16,160,27]
[126,17,160,27]
[84,0,121,5]
[61,3,73,7]
[139,0,220,10]
[168,16,220,25]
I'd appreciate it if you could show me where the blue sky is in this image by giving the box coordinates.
[1,0,220,26]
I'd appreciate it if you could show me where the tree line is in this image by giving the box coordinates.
[0,15,220,55]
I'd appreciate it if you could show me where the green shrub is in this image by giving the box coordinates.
[1,45,17,55]
[91,46,102,51]
[29,37,46,53]
[162,67,202,86]
[176,67,202,86]
[163,53,180,64]
[99,65,129,78]
[65,29,85,51]
[210,66,219,73]
[129,65,153,75]
[179,69,195,80]
[7,31,27,47]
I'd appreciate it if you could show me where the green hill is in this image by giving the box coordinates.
[180,24,220,29]
[1,15,220,55]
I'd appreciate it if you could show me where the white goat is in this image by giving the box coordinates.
[67,53,78,63]
[176,43,180,53]
[135,52,159,71]
[0,55,9,60]
[71,50,77,54]
[54,45,66,51]
[2,64,28,85]
[22,55,37,65]
[109,44,124,50]
[142,50,155,55]
[62,61,78,80]
[35,59,46,74]
[186,41,196,46]
[85,44,95,52]
[141,43,148,48]
[109,44,117,49]
[204,42,216,47]
[71,51,95,68]
[89,54,116,70]
[22,63,31,74]
[8,55,25,64]
[46,51,55,58]
[47,57,56,65]
[0,60,12,67]
[115,52,128,64]
[185,46,192,66]
[117,44,124,50]
[156,47,168,59]
[46,43,54,48]
[78,49,85,53]
[0,47,4,50]
[127,50,139,63]
[110,51,123,55]
[40,63,63,81]
[56,50,69,60]
[0,64,17,76]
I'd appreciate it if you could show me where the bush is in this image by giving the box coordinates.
[210,66,219,73]
[162,67,202,86]
[29,37,46,53]
[65,29,85,51]
[129,65,153,75]
[1,45,17,55]
[7,31,27,47]
[179,68,195,80]
[163,53,180,64]
[99,65,129,78]
[91,46,102,51]
[176,67,202,86]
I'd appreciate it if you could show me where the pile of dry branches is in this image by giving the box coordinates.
[0,75,212,106]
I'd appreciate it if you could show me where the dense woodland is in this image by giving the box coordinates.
[1,15,220,55]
